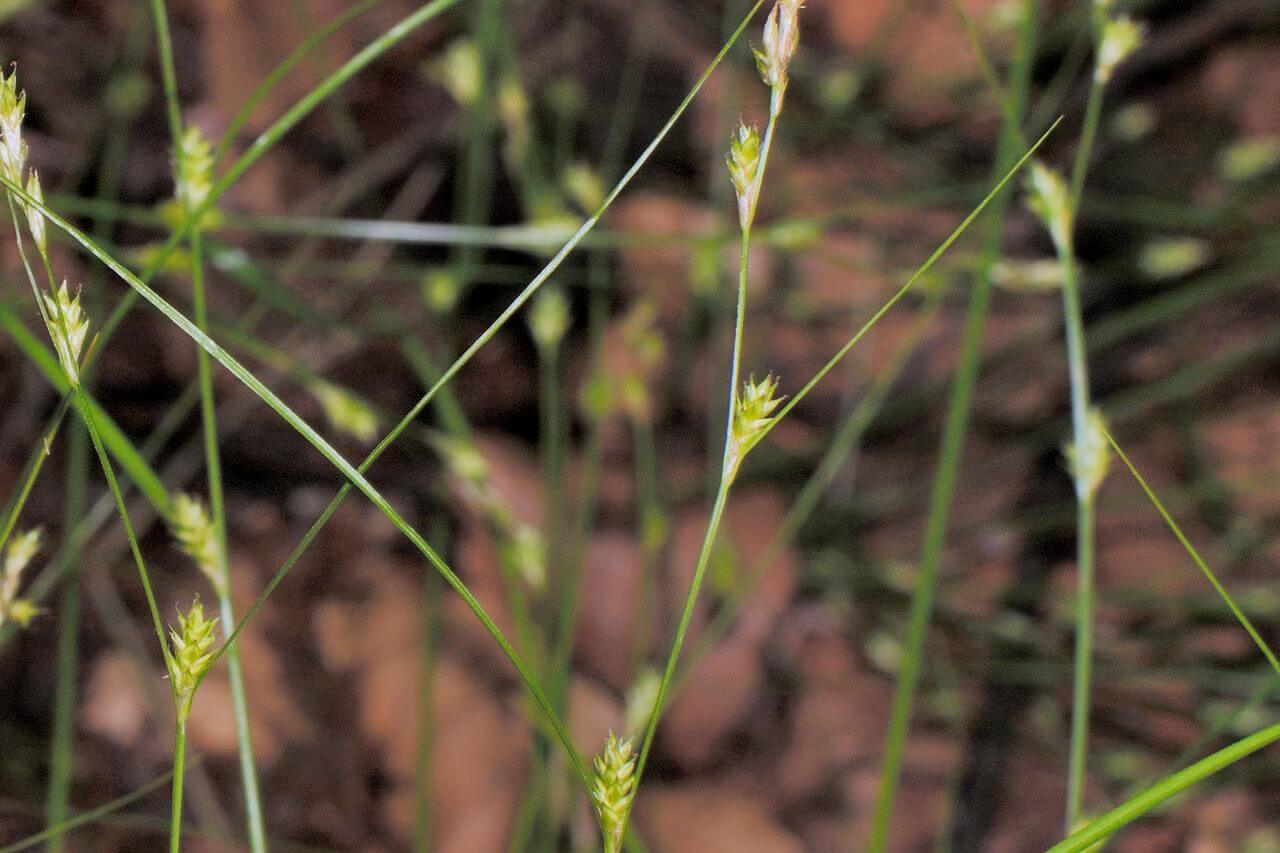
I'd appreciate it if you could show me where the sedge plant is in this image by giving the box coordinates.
[1022,1,1144,829]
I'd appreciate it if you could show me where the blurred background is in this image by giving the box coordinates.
[1,0,1280,849]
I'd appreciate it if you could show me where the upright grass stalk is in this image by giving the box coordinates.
[148,0,269,839]
[44,421,86,852]
[617,7,798,845]
[869,3,1040,846]
[1034,5,1143,827]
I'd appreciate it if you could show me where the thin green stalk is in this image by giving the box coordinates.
[74,389,172,671]
[1058,227,1095,831]
[44,420,86,853]
[5,197,172,667]
[147,0,183,143]
[1048,722,1280,853]
[214,0,381,163]
[169,721,187,853]
[0,395,72,554]
[1068,68,1105,211]
[1062,12,1117,821]
[629,87,781,828]
[0,768,178,853]
[193,226,266,852]
[672,286,943,696]
[868,1,1039,846]
[1103,428,1280,678]
[148,0,268,830]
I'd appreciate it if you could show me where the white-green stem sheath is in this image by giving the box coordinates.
[1062,13,1111,821]
[1059,233,1095,830]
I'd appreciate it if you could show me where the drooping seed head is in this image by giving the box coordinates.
[174,124,215,212]
[169,493,224,593]
[592,732,638,853]
[24,169,45,253]
[1065,407,1111,500]
[41,281,89,386]
[1095,16,1144,84]
[168,598,219,719]
[0,66,27,185]
[754,0,802,91]
[1024,161,1074,252]
[726,122,762,230]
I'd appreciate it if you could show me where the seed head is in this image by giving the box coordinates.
[1065,407,1111,500]
[169,493,224,593]
[430,39,482,106]
[528,287,570,350]
[624,668,660,737]
[754,0,802,92]
[2,527,40,605]
[312,381,379,444]
[1024,161,1073,252]
[503,523,546,591]
[41,281,89,386]
[174,124,215,212]
[726,122,762,230]
[592,732,638,853]
[0,66,27,185]
[6,598,41,628]
[24,169,45,253]
[1096,16,1144,84]
[729,374,783,473]
[3,528,41,580]
[422,270,462,315]
[167,598,219,720]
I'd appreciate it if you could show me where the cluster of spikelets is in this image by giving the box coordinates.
[169,493,225,593]
[166,598,219,722]
[727,374,784,478]
[0,69,90,387]
[0,529,43,630]
[1094,0,1145,85]
[591,732,638,853]
[434,435,546,590]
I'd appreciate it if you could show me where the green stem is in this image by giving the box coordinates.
[1069,67,1105,212]
[148,0,270,829]
[868,1,1039,847]
[1061,20,1109,823]
[73,387,172,672]
[627,119,767,831]
[1048,722,1280,853]
[0,768,178,853]
[169,720,187,853]
[44,420,87,852]
[1057,232,1094,831]
[192,226,267,851]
